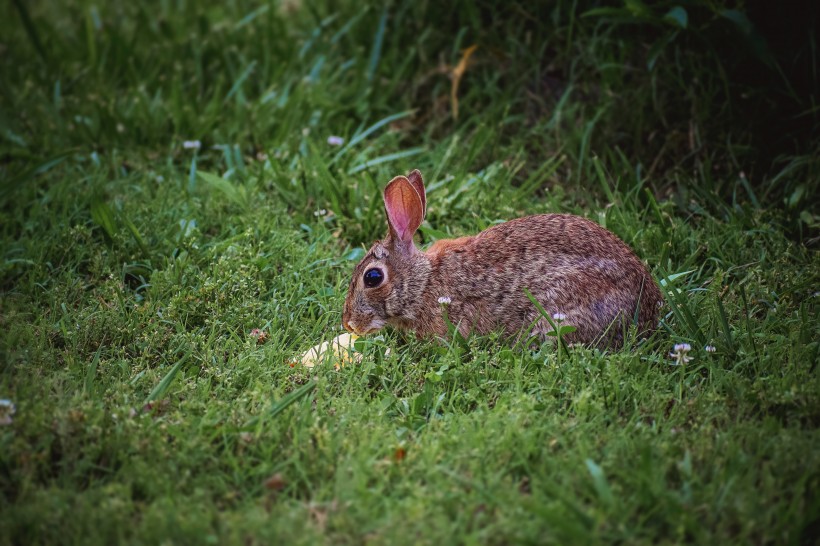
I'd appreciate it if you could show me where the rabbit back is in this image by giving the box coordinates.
[421,214,662,347]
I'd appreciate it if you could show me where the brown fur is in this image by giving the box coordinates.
[343,170,663,348]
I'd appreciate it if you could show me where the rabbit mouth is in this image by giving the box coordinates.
[343,319,385,336]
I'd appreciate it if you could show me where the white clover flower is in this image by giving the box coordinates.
[552,312,567,321]
[327,135,344,146]
[183,140,201,150]
[705,345,717,353]
[669,343,693,365]
[0,399,15,426]
[437,296,452,305]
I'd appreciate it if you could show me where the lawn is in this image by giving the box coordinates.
[1,1,818,544]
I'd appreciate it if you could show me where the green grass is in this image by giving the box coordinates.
[1,0,819,544]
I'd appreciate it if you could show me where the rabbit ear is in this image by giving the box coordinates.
[406,169,426,218]
[384,175,423,245]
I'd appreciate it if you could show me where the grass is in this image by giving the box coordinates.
[1,0,819,544]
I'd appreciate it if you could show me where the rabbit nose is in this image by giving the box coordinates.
[342,320,353,333]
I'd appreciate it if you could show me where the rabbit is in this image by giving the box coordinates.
[342,169,663,348]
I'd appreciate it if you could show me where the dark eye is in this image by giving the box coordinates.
[363,268,384,288]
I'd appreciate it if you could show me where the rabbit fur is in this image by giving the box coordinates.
[342,170,663,348]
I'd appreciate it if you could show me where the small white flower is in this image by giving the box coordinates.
[437,296,452,305]
[0,399,15,426]
[327,135,344,146]
[705,345,717,353]
[552,313,567,321]
[313,209,327,217]
[183,140,201,150]
[669,343,693,365]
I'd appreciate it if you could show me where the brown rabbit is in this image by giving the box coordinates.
[342,170,663,348]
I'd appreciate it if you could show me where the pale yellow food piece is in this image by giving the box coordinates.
[299,333,361,369]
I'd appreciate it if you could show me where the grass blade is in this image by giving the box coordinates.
[585,459,614,508]
[367,7,387,82]
[513,154,565,203]
[197,171,249,210]
[643,187,669,237]
[738,172,761,209]
[591,156,616,204]
[11,0,48,63]
[739,285,761,365]
[715,293,736,354]
[330,110,416,165]
[188,155,198,193]
[224,61,257,104]
[90,199,117,242]
[84,345,103,396]
[660,270,707,345]
[348,147,424,174]
[659,270,695,288]
[269,380,317,419]
[144,351,190,405]
[120,213,150,258]
[523,287,574,354]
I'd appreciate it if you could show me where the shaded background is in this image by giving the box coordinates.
[3,0,818,239]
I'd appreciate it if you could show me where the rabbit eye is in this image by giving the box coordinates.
[363,268,384,288]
